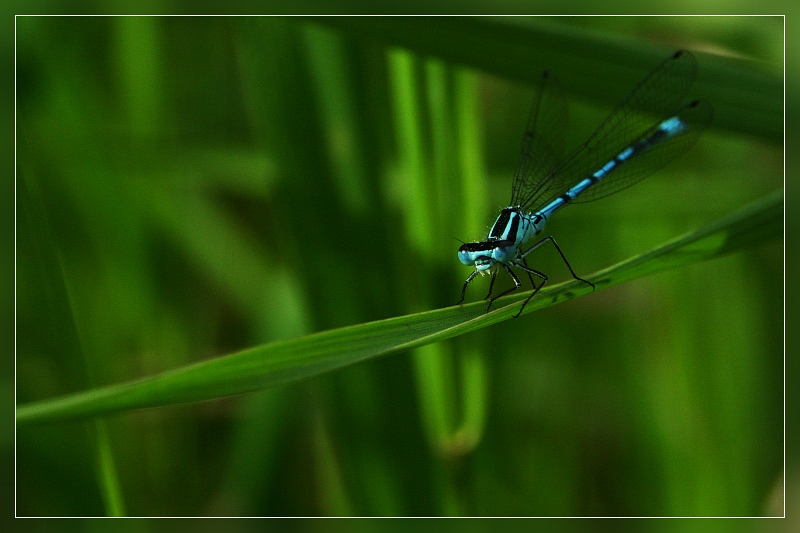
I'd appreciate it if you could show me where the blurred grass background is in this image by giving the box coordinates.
[15,16,783,517]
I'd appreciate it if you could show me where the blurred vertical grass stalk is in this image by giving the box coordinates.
[19,150,128,516]
[108,41,163,528]
[387,48,489,513]
[85,18,148,515]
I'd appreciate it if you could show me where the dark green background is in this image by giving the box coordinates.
[15,16,783,517]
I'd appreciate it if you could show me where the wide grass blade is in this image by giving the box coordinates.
[16,190,782,425]
[313,16,782,142]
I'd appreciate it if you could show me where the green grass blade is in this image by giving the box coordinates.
[16,190,782,425]
[91,419,126,516]
[312,16,782,142]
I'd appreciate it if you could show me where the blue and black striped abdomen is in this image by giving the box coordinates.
[537,98,712,219]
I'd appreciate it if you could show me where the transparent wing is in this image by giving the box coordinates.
[515,50,710,211]
[509,70,568,208]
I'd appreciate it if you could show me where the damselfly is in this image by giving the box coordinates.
[457,50,713,317]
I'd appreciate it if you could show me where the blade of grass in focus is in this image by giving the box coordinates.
[16,189,782,425]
